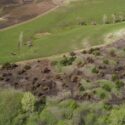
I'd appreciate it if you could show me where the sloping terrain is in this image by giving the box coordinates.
[1,39,125,104]
[1,0,125,63]
[0,39,125,125]
[1,0,125,125]
[0,0,56,28]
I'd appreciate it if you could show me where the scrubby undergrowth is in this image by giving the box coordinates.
[1,39,125,124]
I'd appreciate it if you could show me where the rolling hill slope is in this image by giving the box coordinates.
[1,0,125,63]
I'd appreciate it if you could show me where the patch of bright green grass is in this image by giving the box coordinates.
[1,0,125,63]
[0,88,23,125]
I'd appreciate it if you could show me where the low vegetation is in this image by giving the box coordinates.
[1,88,125,125]
[0,39,125,125]
[1,0,125,125]
[1,0,125,63]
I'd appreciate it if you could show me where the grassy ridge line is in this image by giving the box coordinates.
[1,0,125,63]
[0,6,59,32]
[0,22,125,64]
[16,38,116,65]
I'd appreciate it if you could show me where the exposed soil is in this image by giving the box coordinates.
[0,0,57,29]
[1,39,125,104]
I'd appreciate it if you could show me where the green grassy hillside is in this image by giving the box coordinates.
[1,0,125,63]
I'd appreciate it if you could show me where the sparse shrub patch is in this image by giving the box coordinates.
[115,80,124,89]
[100,92,106,99]
[103,103,112,110]
[79,85,85,91]
[92,67,99,74]
[60,56,76,66]
[110,49,116,57]
[102,84,111,92]
[112,74,119,81]
[40,109,58,125]
[24,65,31,70]
[103,59,109,64]
[21,92,36,113]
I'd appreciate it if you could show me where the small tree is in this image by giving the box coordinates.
[119,13,124,22]
[108,105,125,125]
[18,31,24,53]
[21,92,36,113]
[112,14,116,24]
[103,14,108,24]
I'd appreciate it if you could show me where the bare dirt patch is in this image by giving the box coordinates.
[53,0,78,5]
[1,39,125,105]
[104,29,125,43]
[0,0,57,29]
[35,32,51,38]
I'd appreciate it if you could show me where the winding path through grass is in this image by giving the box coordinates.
[1,0,125,64]
[0,6,60,32]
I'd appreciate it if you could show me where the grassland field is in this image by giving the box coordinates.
[1,0,125,63]
[1,1,125,124]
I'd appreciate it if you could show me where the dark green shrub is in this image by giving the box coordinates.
[62,108,74,120]
[86,79,90,82]
[59,99,78,110]
[103,59,109,64]
[108,105,125,125]
[1,63,18,70]
[1,62,11,69]
[93,51,101,56]
[110,49,116,57]
[24,65,31,70]
[59,99,78,120]
[103,103,112,110]
[60,56,76,66]
[115,80,124,89]
[79,85,85,91]
[0,89,23,125]
[112,74,118,81]
[0,76,4,81]
[72,107,85,125]
[40,109,58,125]
[100,92,106,99]
[102,84,111,92]
[26,113,39,125]
[92,67,99,74]
[12,113,28,125]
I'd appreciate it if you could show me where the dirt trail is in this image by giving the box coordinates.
[1,39,125,103]
[16,39,120,65]
[0,0,76,31]
[0,0,59,31]
[0,0,66,31]
[0,6,59,31]
[53,0,78,5]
